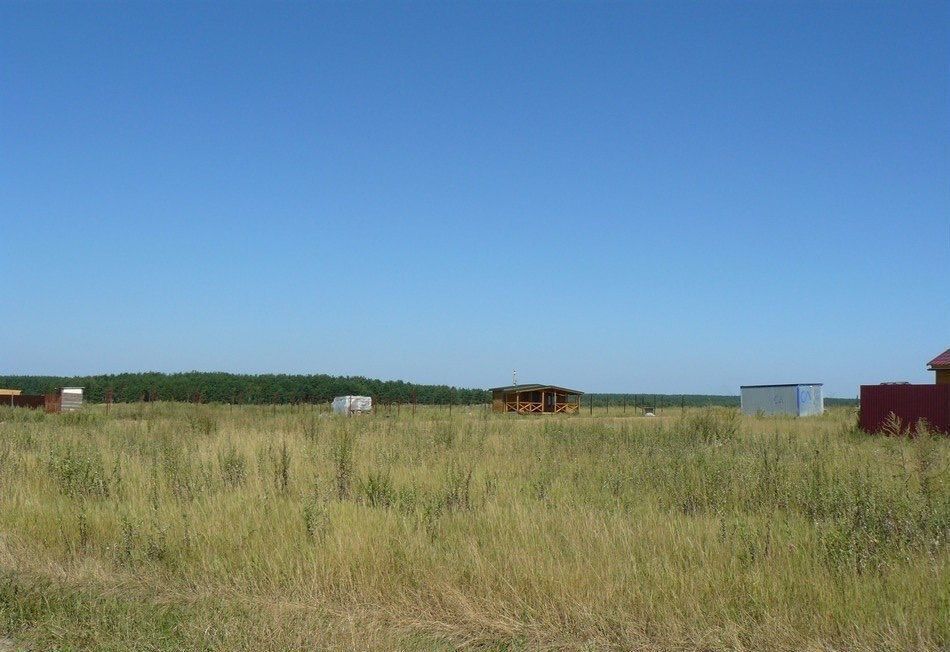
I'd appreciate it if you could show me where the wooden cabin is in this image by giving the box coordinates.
[928,348,950,385]
[490,384,583,414]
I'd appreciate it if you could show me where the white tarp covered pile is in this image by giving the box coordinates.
[332,395,372,415]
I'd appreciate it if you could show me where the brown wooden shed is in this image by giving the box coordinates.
[490,384,583,414]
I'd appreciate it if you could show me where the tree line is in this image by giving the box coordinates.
[0,372,489,405]
[583,394,854,408]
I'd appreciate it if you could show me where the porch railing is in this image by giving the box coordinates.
[505,401,579,414]
[506,401,542,413]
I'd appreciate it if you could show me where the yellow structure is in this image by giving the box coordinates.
[927,348,950,385]
[0,389,22,396]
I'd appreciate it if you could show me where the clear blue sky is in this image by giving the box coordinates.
[2,2,947,397]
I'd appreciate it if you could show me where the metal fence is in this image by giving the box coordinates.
[859,384,950,434]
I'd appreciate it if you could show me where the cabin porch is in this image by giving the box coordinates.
[490,385,583,414]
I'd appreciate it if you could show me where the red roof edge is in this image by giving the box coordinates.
[927,347,950,369]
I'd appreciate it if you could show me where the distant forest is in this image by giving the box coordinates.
[584,394,856,408]
[0,372,483,405]
[0,372,857,406]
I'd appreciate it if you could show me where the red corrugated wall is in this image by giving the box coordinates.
[859,384,950,434]
[6,393,62,413]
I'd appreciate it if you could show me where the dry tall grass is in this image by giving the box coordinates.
[0,404,946,650]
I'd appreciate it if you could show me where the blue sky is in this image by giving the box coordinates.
[2,1,947,396]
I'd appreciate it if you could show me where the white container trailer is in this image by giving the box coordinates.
[740,383,823,417]
[332,395,372,415]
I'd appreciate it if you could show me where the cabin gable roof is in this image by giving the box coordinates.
[927,348,950,369]
[489,384,584,395]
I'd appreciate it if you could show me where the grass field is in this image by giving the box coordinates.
[0,403,946,651]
